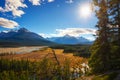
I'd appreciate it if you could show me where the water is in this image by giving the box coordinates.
[0,46,47,54]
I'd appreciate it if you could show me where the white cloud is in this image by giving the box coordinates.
[29,0,41,5]
[55,28,96,37]
[48,0,54,3]
[2,30,9,33]
[39,28,96,38]
[66,0,74,4]
[0,7,3,11]
[0,0,27,17]
[0,0,56,17]
[0,17,19,28]
[39,33,49,38]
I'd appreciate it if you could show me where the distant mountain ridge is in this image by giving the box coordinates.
[47,34,93,45]
[0,28,43,39]
[0,28,55,47]
[0,28,93,46]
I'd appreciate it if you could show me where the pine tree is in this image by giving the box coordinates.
[89,0,120,74]
[89,0,111,74]
[108,0,120,44]
[108,0,120,70]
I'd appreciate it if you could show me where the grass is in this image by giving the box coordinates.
[0,47,87,67]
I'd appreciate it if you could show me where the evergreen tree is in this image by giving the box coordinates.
[89,0,111,74]
[89,0,120,74]
[108,0,120,70]
[108,0,120,44]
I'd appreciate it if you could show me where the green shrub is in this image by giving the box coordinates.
[92,72,118,80]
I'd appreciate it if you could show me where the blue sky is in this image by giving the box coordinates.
[0,0,98,40]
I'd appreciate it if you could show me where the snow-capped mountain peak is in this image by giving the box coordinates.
[47,35,93,45]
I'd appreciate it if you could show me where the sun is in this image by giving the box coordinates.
[79,4,92,18]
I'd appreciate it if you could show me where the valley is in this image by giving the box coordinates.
[0,0,120,79]
[0,46,88,67]
[0,46,89,80]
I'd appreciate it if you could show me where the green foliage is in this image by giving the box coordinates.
[109,45,120,70]
[92,72,119,80]
[50,45,91,58]
[0,58,72,80]
[89,0,120,74]
[89,40,111,74]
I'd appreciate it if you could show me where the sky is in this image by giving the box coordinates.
[0,0,98,41]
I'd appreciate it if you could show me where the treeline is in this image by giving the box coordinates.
[50,45,91,58]
[0,58,74,80]
[89,0,120,74]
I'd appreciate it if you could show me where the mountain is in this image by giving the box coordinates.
[47,34,93,45]
[0,28,55,47]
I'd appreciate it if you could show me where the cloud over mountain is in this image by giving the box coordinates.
[0,18,19,28]
[40,28,96,38]
[56,28,96,36]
